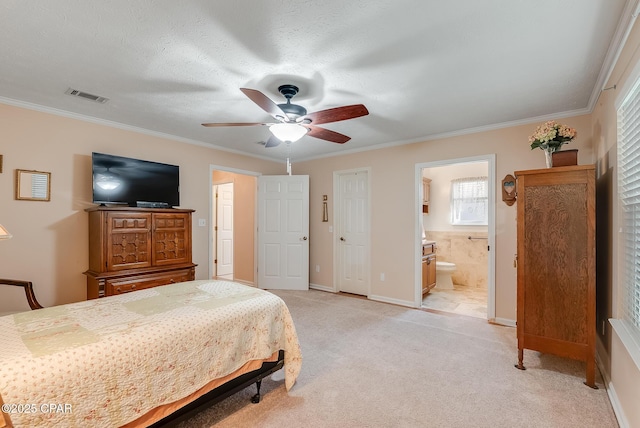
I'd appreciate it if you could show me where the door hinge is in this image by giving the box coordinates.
[214,259,217,264]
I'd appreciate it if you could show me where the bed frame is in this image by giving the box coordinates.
[151,350,285,427]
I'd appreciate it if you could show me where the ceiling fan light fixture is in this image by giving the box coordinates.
[269,123,308,142]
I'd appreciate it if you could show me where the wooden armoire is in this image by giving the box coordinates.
[514,165,596,388]
[84,207,196,299]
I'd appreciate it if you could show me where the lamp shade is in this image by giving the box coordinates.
[269,123,308,143]
[0,223,12,240]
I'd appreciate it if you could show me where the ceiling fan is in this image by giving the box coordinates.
[202,84,369,148]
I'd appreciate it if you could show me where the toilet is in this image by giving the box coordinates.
[435,261,457,290]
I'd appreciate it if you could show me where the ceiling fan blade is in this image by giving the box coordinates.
[300,104,369,125]
[305,124,351,144]
[240,88,288,121]
[201,122,271,127]
[264,135,281,148]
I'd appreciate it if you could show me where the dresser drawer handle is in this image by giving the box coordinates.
[169,279,176,283]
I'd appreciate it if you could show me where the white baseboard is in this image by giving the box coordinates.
[604,380,628,428]
[368,294,415,308]
[309,283,335,292]
[491,317,516,327]
[597,330,631,428]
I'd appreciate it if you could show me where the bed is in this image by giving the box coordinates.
[0,279,302,428]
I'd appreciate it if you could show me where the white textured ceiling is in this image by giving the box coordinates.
[0,0,631,162]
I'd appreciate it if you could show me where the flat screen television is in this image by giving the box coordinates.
[92,152,180,207]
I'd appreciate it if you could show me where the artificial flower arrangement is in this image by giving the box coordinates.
[528,120,577,152]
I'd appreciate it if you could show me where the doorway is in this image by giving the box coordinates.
[208,165,310,289]
[209,166,259,285]
[415,155,496,320]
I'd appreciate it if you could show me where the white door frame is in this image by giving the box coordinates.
[414,155,496,319]
[208,164,260,281]
[333,167,372,295]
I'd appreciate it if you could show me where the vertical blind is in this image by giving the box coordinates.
[450,176,488,225]
[617,80,640,341]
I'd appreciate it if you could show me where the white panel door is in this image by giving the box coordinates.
[258,175,309,290]
[337,171,369,295]
[216,183,234,277]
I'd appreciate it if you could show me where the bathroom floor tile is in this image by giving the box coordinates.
[422,284,487,319]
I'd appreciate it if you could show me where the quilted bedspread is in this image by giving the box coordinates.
[0,280,302,428]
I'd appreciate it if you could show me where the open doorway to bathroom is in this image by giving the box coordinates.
[416,155,495,320]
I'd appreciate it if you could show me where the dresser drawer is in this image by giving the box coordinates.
[422,243,435,256]
[106,269,194,295]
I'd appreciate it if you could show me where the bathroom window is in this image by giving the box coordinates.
[450,176,488,225]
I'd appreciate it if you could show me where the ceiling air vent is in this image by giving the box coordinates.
[65,88,109,104]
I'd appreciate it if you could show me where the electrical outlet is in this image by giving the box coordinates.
[198,218,206,227]
[380,273,385,281]
[315,265,320,272]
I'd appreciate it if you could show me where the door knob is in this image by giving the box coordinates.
[301,236,308,241]
[340,237,346,241]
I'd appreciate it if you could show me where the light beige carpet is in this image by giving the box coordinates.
[177,289,618,428]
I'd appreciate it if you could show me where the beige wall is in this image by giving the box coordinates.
[0,101,594,322]
[0,93,597,320]
[295,114,594,319]
[212,170,256,284]
[0,103,282,311]
[591,14,640,428]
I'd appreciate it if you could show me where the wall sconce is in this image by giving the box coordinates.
[322,195,328,222]
[502,174,516,206]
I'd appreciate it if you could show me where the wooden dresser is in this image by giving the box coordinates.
[514,165,596,387]
[84,207,196,299]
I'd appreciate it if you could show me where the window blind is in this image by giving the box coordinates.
[617,80,640,342]
[31,174,48,199]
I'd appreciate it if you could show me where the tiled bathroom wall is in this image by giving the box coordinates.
[425,230,488,289]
